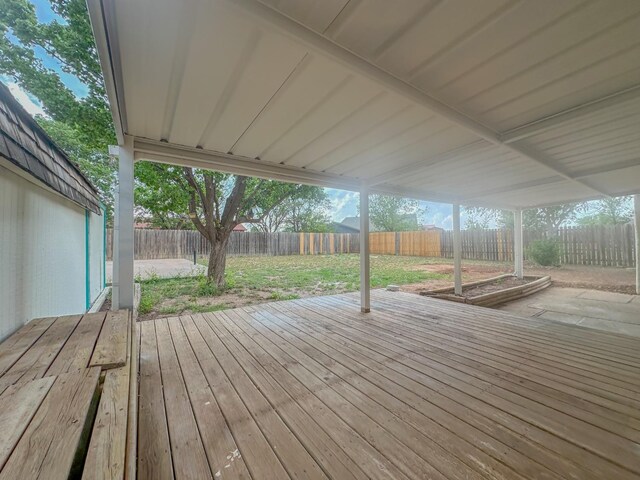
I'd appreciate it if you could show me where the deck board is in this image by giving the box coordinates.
[47,312,107,376]
[137,321,174,480]
[90,311,129,370]
[194,314,329,479]
[82,365,129,480]
[0,317,57,377]
[265,300,586,480]
[0,310,133,480]
[0,377,55,471]
[0,368,101,480]
[181,316,290,480]
[167,318,252,479]
[138,291,640,480]
[285,296,638,476]
[0,314,82,394]
[156,318,214,480]
[302,295,640,435]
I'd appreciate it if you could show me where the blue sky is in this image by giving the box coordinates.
[5,0,460,228]
[2,0,87,99]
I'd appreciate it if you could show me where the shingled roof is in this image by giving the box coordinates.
[0,82,102,214]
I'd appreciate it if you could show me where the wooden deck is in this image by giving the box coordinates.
[137,291,640,480]
[0,310,134,480]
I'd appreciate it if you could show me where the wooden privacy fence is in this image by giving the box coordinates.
[368,231,441,256]
[440,225,636,267]
[106,230,359,260]
[107,224,636,267]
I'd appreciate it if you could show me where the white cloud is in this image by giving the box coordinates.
[326,189,359,221]
[6,82,47,117]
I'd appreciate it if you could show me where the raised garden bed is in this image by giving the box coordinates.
[419,273,551,307]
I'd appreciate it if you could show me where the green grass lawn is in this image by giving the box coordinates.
[138,254,451,319]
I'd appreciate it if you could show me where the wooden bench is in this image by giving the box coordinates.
[0,310,137,480]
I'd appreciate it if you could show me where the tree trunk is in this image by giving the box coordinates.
[207,237,229,288]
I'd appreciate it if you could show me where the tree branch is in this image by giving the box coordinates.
[221,176,247,229]
[187,191,209,240]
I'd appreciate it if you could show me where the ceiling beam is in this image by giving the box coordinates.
[573,158,640,179]
[225,0,608,197]
[133,137,511,208]
[500,84,640,144]
[226,0,499,141]
[464,158,640,203]
[133,137,361,191]
[367,140,488,186]
[461,176,567,202]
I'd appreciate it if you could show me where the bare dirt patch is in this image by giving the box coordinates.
[402,262,635,295]
[401,262,510,293]
[525,264,635,294]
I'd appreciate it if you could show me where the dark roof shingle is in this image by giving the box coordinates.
[0,82,102,214]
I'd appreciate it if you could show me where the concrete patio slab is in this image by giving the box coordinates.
[498,286,640,337]
[106,259,204,282]
[577,289,635,304]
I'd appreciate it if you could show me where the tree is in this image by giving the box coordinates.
[135,162,323,287]
[578,196,633,226]
[0,0,117,216]
[0,0,115,149]
[362,194,424,231]
[522,205,586,234]
[1,0,328,288]
[251,188,331,233]
[463,204,585,234]
[463,207,496,230]
[36,117,116,214]
[284,199,333,232]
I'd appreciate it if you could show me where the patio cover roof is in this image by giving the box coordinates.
[88,0,640,209]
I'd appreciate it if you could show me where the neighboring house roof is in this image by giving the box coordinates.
[331,221,360,233]
[233,224,247,232]
[339,216,365,231]
[0,82,102,214]
[134,222,155,229]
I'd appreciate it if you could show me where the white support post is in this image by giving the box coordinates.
[116,136,135,310]
[514,209,524,280]
[111,192,119,308]
[635,195,640,294]
[360,185,371,313]
[453,204,462,296]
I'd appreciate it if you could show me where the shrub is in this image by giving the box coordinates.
[138,291,155,315]
[527,238,561,266]
[195,274,222,296]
